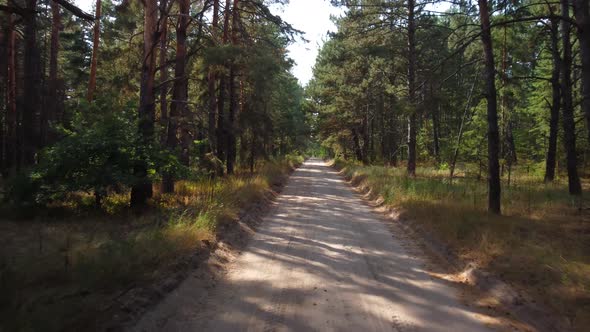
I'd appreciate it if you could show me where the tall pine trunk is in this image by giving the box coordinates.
[406,0,416,176]
[130,0,158,208]
[23,0,41,165]
[0,21,6,176]
[573,0,590,146]
[216,0,231,166]
[545,18,560,183]
[6,14,17,173]
[560,0,582,195]
[159,0,168,144]
[87,0,101,102]
[227,0,240,174]
[46,0,60,144]
[162,0,189,193]
[207,0,219,153]
[478,0,501,214]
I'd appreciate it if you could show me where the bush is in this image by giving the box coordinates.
[6,99,182,207]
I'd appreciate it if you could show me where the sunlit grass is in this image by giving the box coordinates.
[0,155,304,331]
[333,158,590,330]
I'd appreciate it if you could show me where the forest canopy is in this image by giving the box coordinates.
[0,0,311,209]
[310,0,590,213]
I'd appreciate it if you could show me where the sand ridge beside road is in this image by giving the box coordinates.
[133,159,498,331]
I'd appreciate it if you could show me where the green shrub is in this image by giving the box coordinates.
[6,99,182,207]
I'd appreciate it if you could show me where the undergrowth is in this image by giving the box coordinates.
[333,158,590,330]
[0,155,304,332]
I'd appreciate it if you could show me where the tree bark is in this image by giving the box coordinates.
[130,0,159,208]
[352,128,364,163]
[216,0,231,166]
[227,0,239,174]
[22,0,41,165]
[560,0,583,195]
[46,0,61,144]
[450,72,478,180]
[177,5,191,167]
[208,0,219,153]
[159,0,168,144]
[162,0,188,193]
[545,18,561,183]
[6,14,16,173]
[87,0,101,102]
[573,0,590,146]
[406,0,417,176]
[478,0,501,214]
[0,21,5,176]
[432,100,441,164]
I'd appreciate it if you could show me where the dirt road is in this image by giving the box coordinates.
[133,159,495,331]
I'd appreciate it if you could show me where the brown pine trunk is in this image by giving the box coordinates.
[432,98,441,163]
[560,0,583,195]
[406,0,416,176]
[0,22,6,176]
[387,94,398,166]
[6,14,16,173]
[545,18,560,183]
[216,0,231,166]
[352,128,364,163]
[159,0,168,144]
[23,0,41,165]
[130,0,159,208]
[46,0,60,144]
[227,0,239,174]
[573,0,590,146]
[478,0,501,214]
[162,0,189,193]
[87,0,101,102]
[450,72,478,180]
[208,0,219,153]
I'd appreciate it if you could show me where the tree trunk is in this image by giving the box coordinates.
[23,0,41,165]
[545,18,560,183]
[406,0,417,176]
[6,14,16,173]
[162,0,188,193]
[46,0,60,145]
[449,72,478,180]
[130,0,159,208]
[432,102,441,164]
[87,0,101,102]
[560,0,583,195]
[478,0,501,214]
[227,0,240,175]
[500,22,517,167]
[208,0,219,153]
[388,94,398,166]
[0,22,5,176]
[573,0,590,146]
[352,128,364,163]
[216,0,231,166]
[159,0,168,144]
[178,0,191,168]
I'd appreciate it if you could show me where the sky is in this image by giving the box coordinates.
[73,0,342,86]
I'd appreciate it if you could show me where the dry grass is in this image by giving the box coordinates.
[333,158,590,331]
[0,155,304,332]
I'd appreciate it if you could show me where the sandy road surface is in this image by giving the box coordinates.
[133,159,495,331]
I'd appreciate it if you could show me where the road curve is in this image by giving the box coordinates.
[133,159,494,332]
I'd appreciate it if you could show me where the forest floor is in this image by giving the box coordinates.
[0,156,303,332]
[133,158,530,331]
[334,159,590,332]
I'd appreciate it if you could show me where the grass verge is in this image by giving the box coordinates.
[333,158,590,331]
[0,155,304,332]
